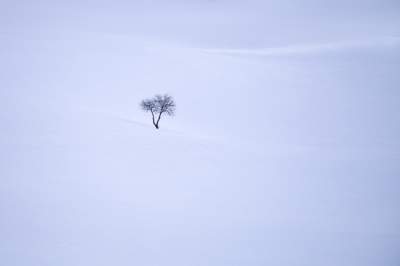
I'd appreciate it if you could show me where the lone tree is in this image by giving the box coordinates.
[140,94,176,129]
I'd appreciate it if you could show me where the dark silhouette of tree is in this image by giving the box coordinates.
[140,94,176,129]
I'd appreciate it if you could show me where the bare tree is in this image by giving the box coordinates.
[140,94,176,129]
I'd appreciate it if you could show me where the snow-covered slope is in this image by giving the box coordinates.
[1,1,400,265]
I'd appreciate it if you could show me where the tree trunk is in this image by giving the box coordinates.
[155,112,163,129]
[151,111,159,129]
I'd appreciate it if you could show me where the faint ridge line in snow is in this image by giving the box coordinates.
[201,37,400,56]
[81,108,222,143]
[76,107,152,129]
[117,117,151,128]
[118,116,224,144]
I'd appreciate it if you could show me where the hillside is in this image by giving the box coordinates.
[1,1,400,265]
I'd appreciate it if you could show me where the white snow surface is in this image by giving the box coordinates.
[1,1,400,265]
